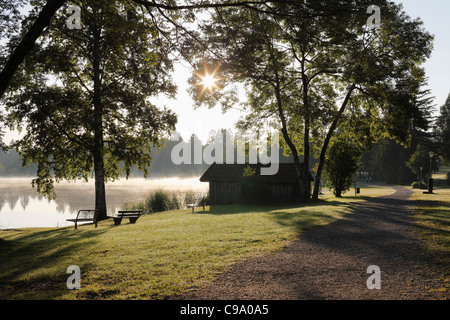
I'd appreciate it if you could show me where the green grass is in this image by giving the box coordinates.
[0,185,394,300]
[411,186,450,294]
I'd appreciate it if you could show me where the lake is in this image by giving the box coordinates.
[0,177,208,229]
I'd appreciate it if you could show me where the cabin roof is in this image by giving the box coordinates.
[199,163,314,184]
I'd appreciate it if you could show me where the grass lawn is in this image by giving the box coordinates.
[411,186,450,294]
[0,184,393,300]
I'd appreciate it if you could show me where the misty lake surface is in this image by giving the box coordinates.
[0,177,208,229]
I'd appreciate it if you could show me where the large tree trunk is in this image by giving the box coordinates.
[92,20,107,221]
[93,139,107,221]
[312,85,355,200]
[273,73,307,201]
[301,63,311,201]
[301,118,311,201]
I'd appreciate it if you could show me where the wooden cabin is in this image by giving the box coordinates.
[200,163,313,205]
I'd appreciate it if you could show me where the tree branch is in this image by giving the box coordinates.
[0,0,67,97]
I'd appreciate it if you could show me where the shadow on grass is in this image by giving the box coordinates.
[197,199,359,239]
[0,225,110,299]
[199,199,354,216]
[412,196,450,239]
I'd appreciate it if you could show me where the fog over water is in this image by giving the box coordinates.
[0,177,207,229]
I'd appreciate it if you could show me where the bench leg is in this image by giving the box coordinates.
[114,218,122,226]
[75,222,78,230]
[129,217,138,224]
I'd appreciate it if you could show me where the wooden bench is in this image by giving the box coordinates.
[187,198,206,212]
[66,209,99,230]
[113,210,142,226]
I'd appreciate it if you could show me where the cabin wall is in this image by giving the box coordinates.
[209,181,302,205]
[209,181,242,205]
[269,183,294,203]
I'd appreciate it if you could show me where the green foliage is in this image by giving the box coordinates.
[145,190,181,214]
[121,199,146,212]
[359,89,436,187]
[243,165,256,177]
[366,138,416,185]
[1,1,177,202]
[435,94,450,166]
[406,143,433,180]
[324,137,362,197]
[124,189,210,214]
[123,190,180,214]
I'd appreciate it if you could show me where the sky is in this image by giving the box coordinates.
[394,0,450,112]
[2,0,450,145]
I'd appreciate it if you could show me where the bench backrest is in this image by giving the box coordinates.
[77,210,97,220]
[118,210,142,217]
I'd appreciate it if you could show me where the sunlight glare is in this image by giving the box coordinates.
[200,73,217,91]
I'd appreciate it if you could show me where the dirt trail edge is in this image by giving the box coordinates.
[171,186,448,300]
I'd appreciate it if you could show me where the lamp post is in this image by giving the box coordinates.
[428,152,435,193]
[420,166,423,189]
[428,151,434,177]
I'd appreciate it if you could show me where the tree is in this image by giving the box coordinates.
[435,93,450,165]
[406,143,436,181]
[358,83,435,185]
[324,136,361,197]
[1,1,177,220]
[188,0,434,201]
[367,138,415,185]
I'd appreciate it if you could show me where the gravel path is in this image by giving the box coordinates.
[173,186,448,300]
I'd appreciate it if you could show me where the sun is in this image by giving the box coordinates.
[195,64,222,97]
[200,73,217,91]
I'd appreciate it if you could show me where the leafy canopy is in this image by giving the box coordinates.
[1,0,177,198]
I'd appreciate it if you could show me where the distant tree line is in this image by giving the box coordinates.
[0,131,296,178]
[0,148,37,176]
[0,136,207,178]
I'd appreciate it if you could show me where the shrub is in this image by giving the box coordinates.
[184,190,197,205]
[171,193,182,210]
[122,189,208,214]
[324,137,362,197]
[145,190,182,213]
[122,201,145,211]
